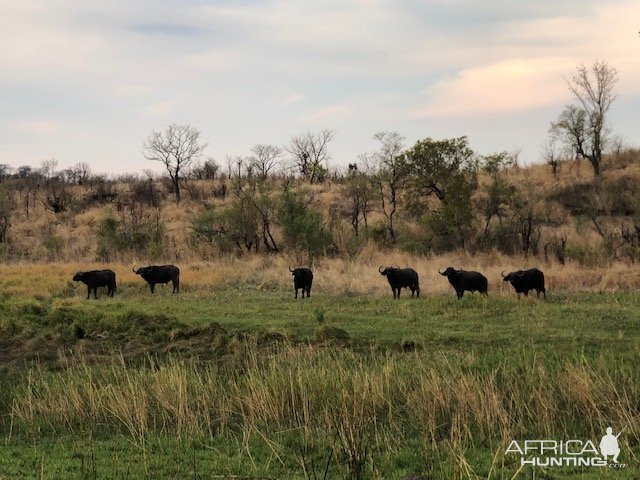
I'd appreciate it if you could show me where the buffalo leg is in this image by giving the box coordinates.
[295,288,298,299]
[150,283,155,294]
[93,287,98,299]
[86,286,91,299]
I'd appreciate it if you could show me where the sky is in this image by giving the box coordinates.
[1,0,638,175]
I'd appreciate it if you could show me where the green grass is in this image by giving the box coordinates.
[0,287,639,478]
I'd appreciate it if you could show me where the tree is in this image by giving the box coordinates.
[64,162,92,185]
[365,131,406,243]
[286,129,335,183]
[191,158,220,180]
[278,188,332,258]
[343,172,374,237]
[250,144,282,180]
[400,136,476,201]
[0,164,12,182]
[143,124,207,203]
[479,152,516,237]
[400,136,477,250]
[551,61,618,177]
[0,184,12,244]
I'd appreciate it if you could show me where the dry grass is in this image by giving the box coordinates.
[3,150,640,267]
[8,345,640,468]
[1,247,640,303]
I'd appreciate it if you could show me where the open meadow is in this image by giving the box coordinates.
[0,258,639,479]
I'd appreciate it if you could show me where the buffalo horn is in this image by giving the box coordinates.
[438,267,445,274]
[501,270,506,278]
[289,267,295,273]
[378,266,385,273]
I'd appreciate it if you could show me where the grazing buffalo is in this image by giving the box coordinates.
[73,269,116,299]
[289,267,313,299]
[502,268,546,299]
[379,266,420,299]
[438,267,488,299]
[133,265,180,294]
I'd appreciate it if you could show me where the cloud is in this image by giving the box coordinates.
[137,99,183,119]
[14,120,63,134]
[299,105,353,123]
[284,94,304,105]
[411,58,573,118]
[129,23,208,36]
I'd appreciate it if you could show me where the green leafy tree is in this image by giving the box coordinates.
[401,136,477,250]
[278,188,332,258]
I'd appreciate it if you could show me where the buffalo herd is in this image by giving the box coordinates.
[72,263,546,301]
[72,265,180,299]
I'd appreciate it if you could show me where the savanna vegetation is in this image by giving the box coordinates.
[0,61,638,478]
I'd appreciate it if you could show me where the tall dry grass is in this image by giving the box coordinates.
[1,248,639,301]
[9,345,640,469]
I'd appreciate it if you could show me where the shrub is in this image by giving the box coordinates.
[278,189,333,258]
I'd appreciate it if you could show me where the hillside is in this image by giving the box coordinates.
[0,148,639,272]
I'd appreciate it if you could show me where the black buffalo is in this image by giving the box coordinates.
[290,267,313,299]
[73,269,116,299]
[133,265,180,294]
[379,266,420,299]
[502,268,546,299]
[438,267,488,299]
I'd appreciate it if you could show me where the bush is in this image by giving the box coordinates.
[278,189,333,258]
[96,211,165,261]
[565,243,603,266]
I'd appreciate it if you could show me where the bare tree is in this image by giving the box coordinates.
[66,162,92,185]
[543,138,560,178]
[250,144,282,180]
[551,61,618,177]
[143,124,207,203]
[286,129,335,183]
[40,159,58,179]
[365,131,406,243]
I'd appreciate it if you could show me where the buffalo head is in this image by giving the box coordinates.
[379,266,400,276]
[501,270,524,282]
[438,267,457,277]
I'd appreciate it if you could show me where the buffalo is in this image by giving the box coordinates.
[379,266,420,299]
[290,267,313,298]
[73,269,117,299]
[438,267,488,299]
[133,265,180,294]
[502,268,546,299]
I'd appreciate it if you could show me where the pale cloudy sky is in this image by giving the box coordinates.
[1,0,638,174]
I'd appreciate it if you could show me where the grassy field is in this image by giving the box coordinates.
[0,263,639,479]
